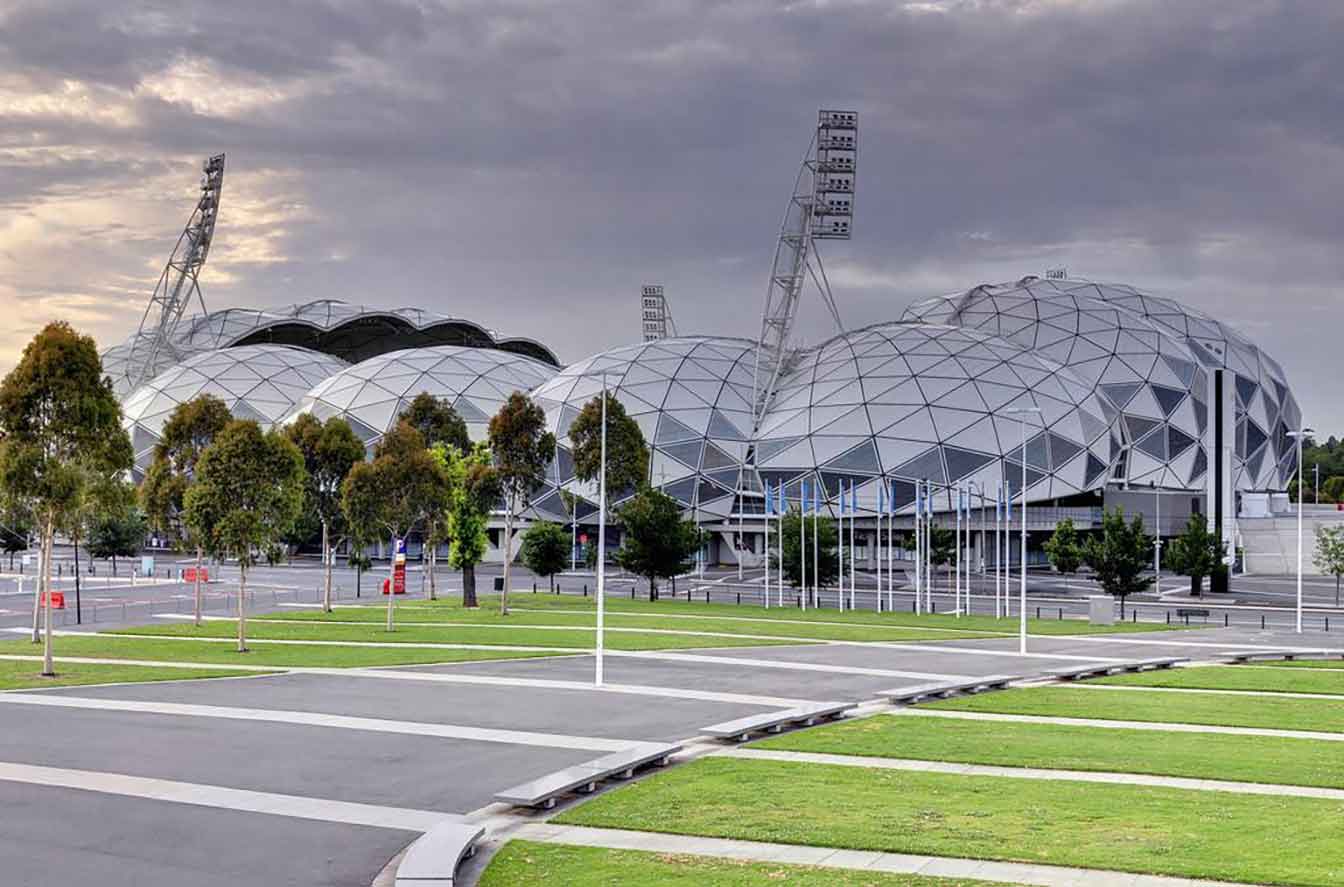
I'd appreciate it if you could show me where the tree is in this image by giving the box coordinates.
[1043,517,1083,593]
[342,422,447,629]
[928,524,955,591]
[0,322,131,675]
[520,521,569,593]
[1324,476,1344,504]
[140,394,233,626]
[614,487,703,600]
[488,392,555,615]
[774,510,840,590]
[183,420,305,652]
[1164,514,1226,598]
[1313,525,1344,606]
[435,441,500,608]
[85,482,146,576]
[397,398,464,600]
[401,392,470,453]
[568,392,650,495]
[1082,507,1153,618]
[284,413,365,612]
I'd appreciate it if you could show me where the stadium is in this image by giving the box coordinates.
[106,276,1300,569]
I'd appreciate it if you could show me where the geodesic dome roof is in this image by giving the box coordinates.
[103,299,559,397]
[122,344,349,477]
[281,345,556,454]
[755,322,1117,513]
[904,277,1300,492]
[528,337,759,520]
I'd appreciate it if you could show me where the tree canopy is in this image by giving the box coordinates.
[0,321,131,674]
[84,478,145,575]
[434,441,501,607]
[1313,525,1344,607]
[1164,514,1225,596]
[569,392,649,495]
[183,420,306,651]
[487,392,554,614]
[615,487,703,600]
[285,413,366,611]
[1082,507,1153,616]
[1043,517,1083,587]
[520,520,570,592]
[401,392,470,453]
[775,510,839,590]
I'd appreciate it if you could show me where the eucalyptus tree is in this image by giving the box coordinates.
[284,413,365,612]
[487,393,554,615]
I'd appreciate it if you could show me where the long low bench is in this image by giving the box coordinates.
[1225,649,1332,663]
[394,819,486,886]
[881,674,1020,706]
[700,701,855,743]
[494,742,680,810]
[1049,657,1188,682]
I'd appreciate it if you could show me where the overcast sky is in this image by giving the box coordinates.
[2,0,1340,432]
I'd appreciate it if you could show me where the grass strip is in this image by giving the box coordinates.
[327,592,1183,635]
[1096,665,1344,696]
[0,657,269,691]
[757,712,1344,789]
[111,620,796,650]
[0,636,563,669]
[479,840,1013,886]
[555,757,1344,886]
[260,608,998,643]
[1251,659,1344,671]
[927,685,1344,734]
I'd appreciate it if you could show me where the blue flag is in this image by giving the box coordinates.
[878,481,885,516]
[851,481,858,515]
[765,482,774,516]
[1005,480,1013,520]
[800,478,808,515]
[813,478,820,515]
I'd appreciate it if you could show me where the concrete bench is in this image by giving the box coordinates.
[394,819,485,886]
[700,701,855,742]
[881,674,1020,706]
[1130,657,1188,671]
[1226,650,1326,664]
[494,742,680,809]
[1050,663,1118,681]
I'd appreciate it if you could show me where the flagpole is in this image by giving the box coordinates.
[837,484,845,612]
[887,481,895,614]
[811,480,820,610]
[800,479,807,612]
[849,482,857,611]
[763,482,771,610]
[777,482,784,608]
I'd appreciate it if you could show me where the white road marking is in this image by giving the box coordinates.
[0,761,448,831]
[0,693,644,752]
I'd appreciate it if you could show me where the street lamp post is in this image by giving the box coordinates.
[1288,427,1315,634]
[1005,406,1042,654]
[1153,482,1162,591]
[595,376,609,686]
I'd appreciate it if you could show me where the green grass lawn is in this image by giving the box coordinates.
[0,635,564,669]
[1096,665,1344,696]
[479,841,1013,886]
[310,592,1183,636]
[261,606,1006,643]
[555,757,1344,886]
[1250,659,1344,671]
[757,713,1344,788]
[111,619,799,650]
[0,657,271,691]
[926,686,1344,733]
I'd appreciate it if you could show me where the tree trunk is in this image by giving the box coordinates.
[321,520,332,613]
[549,574,554,594]
[386,534,397,632]
[112,556,117,577]
[42,519,55,676]
[648,577,656,602]
[193,542,202,626]
[463,564,478,608]
[1119,594,1126,620]
[237,562,248,653]
[30,542,41,644]
[501,509,513,616]
[1336,574,1340,607]
[427,528,437,601]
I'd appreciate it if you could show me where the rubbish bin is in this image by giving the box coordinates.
[493,577,504,592]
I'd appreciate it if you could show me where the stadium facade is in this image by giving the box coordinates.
[108,278,1300,566]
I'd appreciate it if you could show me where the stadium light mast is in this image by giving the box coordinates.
[122,153,226,394]
[640,285,675,342]
[751,110,857,425]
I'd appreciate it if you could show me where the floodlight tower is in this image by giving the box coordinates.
[122,153,226,392]
[641,285,675,342]
[751,110,857,423]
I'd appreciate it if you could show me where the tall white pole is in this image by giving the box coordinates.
[1154,483,1162,587]
[777,489,784,608]
[844,481,854,612]
[995,483,1002,619]
[914,482,923,615]
[800,482,807,612]
[1019,419,1028,655]
[1297,432,1305,634]
[595,380,607,686]
[955,487,962,617]
[925,482,933,613]
[763,488,770,610]
[887,492,895,613]
[876,486,883,610]
[812,488,819,609]
[837,487,845,612]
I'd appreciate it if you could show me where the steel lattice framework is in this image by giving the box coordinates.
[121,153,225,394]
[751,110,857,425]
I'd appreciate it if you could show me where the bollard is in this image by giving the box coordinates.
[583,584,588,597]
[1183,614,1189,626]
[796,595,802,609]
[533,582,536,593]
[1261,614,1266,629]
[912,600,916,613]
[1132,609,1137,623]
[1036,606,1041,619]
[630,587,634,600]
[1225,613,1229,627]
[1058,608,1063,620]
[705,590,710,604]
[736,592,740,604]
[1166,610,1171,624]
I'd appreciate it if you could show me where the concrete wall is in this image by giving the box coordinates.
[1240,507,1344,575]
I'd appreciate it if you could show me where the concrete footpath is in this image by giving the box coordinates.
[511,822,1262,887]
